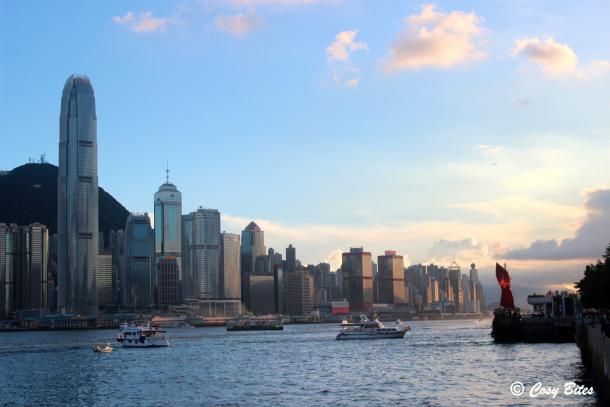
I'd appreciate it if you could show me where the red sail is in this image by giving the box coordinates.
[496,263,515,309]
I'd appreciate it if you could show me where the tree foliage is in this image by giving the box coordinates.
[575,244,610,310]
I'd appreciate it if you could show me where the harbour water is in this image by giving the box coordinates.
[0,319,598,406]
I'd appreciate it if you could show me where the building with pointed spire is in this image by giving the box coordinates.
[154,167,182,305]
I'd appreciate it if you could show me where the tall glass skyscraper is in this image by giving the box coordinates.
[154,173,182,304]
[124,213,154,308]
[182,208,221,299]
[57,75,98,315]
[240,221,265,308]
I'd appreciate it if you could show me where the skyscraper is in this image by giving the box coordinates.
[286,244,296,273]
[0,223,49,317]
[377,250,406,304]
[57,74,98,315]
[123,213,154,308]
[286,270,314,315]
[220,232,241,301]
[154,170,182,304]
[341,247,373,312]
[240,221,265,308]
[182,208,221,299]
[97,251,112,308]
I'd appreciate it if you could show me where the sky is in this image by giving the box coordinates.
[1,1,610,298]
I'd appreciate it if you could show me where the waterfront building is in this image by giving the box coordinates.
[97,251,113,308]
[182,207,221,300]
[240,221,265,308]
[377,250,406,304]
[248,274,275,315]
[57,74,99,316]
[220,232,241,301]
[154,170,182,303]
[47,234,58,312]
[286,244,296,273]
[341,247,373,312]
[0,223,49,317]
[123,214,154,308]
[108,229,124,306]
[286,270,314,315]
[469,263,479,282]
[157,257,181,306]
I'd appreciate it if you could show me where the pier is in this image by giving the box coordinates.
[576,322,610,401]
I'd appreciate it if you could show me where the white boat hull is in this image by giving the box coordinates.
[336,330,407,340]
[122,338,170,348]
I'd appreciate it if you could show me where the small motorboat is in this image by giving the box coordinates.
[92,343,113,353]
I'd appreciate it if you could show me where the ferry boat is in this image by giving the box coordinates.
[336,315,410,340]
[150,316,193,328]
[119,324,170,348]
[92,342,113,353]
[226,316,283,331]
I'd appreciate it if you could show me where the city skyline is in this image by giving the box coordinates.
[2,1,610,292]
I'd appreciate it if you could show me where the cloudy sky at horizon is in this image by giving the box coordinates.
[2,1,610,293]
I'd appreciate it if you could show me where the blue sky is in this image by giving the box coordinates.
[2,1,610,291]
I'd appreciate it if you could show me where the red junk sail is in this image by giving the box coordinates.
[496,263,515,309]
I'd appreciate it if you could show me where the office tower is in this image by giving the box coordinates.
[248,275,275,314]
[448,262,463,313]
[286,244,296,273]
[341,247,373,312]
[154,170,182,304]
[157,257,180,306]
[377,250,406,304]
[0,224,16,318]
[286,270,314,315]
[240,221,265,308]
[182,208,221,299]
[469,263,479,282]
[108,229,124,306]
[97,251,113,308]
[0,223,49,316]
[47,234,58,312]
[255,254,274,275]
[220,232,241,300]
[123,214,154,308]
[57,74,98,316]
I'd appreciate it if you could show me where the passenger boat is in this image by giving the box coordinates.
[120,324,170,348]
[226,316,283,331]
[150,316,194,328]
[336,315,410,340]
[92,342,113,353]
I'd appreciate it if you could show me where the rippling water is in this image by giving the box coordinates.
[0,319,598,406]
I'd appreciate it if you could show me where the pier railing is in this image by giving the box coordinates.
[587,325,610,384]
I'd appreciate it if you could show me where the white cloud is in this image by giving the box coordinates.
[326,30,368,87]
[324,249,343,270]
[476,144,504,156]
[214,12,261,36]
[112,11,175,33]
[511,36,610,78]
[385,4,486,71]
[326,30,368,62]
[511,37,579,76]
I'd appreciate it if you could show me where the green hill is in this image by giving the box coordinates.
[0,163,129,243]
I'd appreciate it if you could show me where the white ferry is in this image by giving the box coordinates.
[119,323,170,348]
[150,316,193,328]
[226,315,283,331]
[336,315,410,340]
